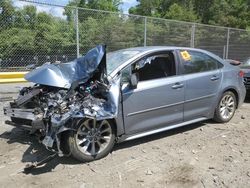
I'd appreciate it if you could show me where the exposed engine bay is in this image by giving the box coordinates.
[3,45,121,162]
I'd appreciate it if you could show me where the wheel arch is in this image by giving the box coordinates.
[213,87,239,123]
[222,88,239,108]
[58,117,120,153]
[108,118,118,136]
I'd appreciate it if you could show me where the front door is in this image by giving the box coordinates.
[121,51,185,135]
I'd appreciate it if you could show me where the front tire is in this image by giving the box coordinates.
[67,119,115,162]
[213,91,236,123]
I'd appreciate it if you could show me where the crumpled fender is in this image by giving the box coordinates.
[49,76,122,136]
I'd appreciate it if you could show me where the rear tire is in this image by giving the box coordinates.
[67,119,115,162]
[213,91,236,123]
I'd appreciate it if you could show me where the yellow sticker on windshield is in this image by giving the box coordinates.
[180,51,191,61]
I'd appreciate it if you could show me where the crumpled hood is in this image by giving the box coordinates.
[25,45,106,89]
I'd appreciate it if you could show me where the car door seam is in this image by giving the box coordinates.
[127,101,184,117]
[185,93,216,103]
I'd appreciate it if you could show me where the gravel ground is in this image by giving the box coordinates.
[0,83,250,188]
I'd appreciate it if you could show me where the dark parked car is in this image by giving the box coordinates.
[240,58,250,91]
[3,45,246,163]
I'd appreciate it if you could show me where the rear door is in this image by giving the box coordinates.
[121,51,185,135]
[178,50,223,121]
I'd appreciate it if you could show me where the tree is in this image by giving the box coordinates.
[0,0,15,28]
[164,3,199,22]
[0,1,76,62]
[205,0,250,29]
[83,0,121,11]
[64,0,122,22]
[193,0,214,24]
[129,0,162,17]
[21,5,37,29]
[129,0,250,29]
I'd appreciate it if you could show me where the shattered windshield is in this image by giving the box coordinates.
[106,49,142,74]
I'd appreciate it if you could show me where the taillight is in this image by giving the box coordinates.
[239,70,244,78]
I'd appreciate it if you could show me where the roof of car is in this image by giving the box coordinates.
[114,46,211,55]
[119,46,200,51]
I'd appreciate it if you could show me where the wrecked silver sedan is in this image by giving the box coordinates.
[3,45,246,163]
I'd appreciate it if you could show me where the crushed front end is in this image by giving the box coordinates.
[3,45,120,161]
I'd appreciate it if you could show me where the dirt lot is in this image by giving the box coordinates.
[0,84,250,188]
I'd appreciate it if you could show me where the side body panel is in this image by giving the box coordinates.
[122,76,184,135]
[176,49,223,121]
[114,47,245,138]
[217,66,246,108]
[183,70,222,121]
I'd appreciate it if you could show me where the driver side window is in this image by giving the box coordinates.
[133,52,176,82]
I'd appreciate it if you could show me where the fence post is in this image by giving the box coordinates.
[144,17,147,47]
[75,7,80,58]
[223,45,226,59]
[226,28,230,59]
[190,24,195,48]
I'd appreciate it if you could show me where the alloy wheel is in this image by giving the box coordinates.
[75,119,112,156]
[219,94,235,120]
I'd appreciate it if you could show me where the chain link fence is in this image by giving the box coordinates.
[0,0,250,71]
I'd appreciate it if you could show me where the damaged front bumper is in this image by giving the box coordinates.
[3,105,71,156]
[4,107,45,132]
[4,107,43,121]
[3,76,121,154]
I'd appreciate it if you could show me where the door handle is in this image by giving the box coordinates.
[211,75,219,81]
[172,83,184,89]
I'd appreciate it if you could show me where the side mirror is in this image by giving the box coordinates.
[130,73,138,89]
